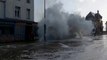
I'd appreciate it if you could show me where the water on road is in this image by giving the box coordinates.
[0,35,107,60]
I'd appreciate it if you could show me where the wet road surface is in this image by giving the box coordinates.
[0,35,107,60]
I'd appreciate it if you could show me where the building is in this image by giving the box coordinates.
[0,0,38,42]
[105,21,107,32]
[0,0,34,20]
[86,10,103,35]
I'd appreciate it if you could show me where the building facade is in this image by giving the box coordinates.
[0,0,34,21]
[0,0,38,42]
[86,10,103,35]
[105,21,107,32]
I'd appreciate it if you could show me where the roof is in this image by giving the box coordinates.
[86,11,102,21]
[85,12,95,20]
[95,13,102,19]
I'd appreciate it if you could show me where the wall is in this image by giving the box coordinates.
[0,2,4,18]
[5,0,34,21]
[14,23,26,41]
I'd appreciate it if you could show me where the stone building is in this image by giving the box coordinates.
[0,0,38,42]
[86,10,103,35]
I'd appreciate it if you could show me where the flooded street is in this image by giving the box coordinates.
[0,35,107,60]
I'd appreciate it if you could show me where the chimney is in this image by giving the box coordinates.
[97,10,99,14]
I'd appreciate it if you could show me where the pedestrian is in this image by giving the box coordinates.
[92,28,96,36]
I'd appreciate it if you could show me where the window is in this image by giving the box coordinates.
[0,24,14,35]
[26,9,30,19]
[27,0,30,3]
[15,6,21,18]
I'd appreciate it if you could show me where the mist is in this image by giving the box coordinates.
[38,2,94,41]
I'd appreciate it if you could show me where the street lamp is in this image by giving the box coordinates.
[44,0,46,42]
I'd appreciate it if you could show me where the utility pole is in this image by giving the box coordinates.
[44,0,46,43]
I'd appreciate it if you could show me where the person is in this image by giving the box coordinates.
[92,28,96,36]
[100,21,103,34]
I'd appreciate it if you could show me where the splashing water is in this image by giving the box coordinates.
[38,3,94,41]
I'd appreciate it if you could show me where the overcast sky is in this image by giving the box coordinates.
[34,0,43,22]
[34,0,107,25]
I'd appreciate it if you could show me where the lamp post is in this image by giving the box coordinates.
[44,0,46,43]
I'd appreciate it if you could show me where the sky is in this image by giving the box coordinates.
[34,0,44,22]
[34,0,57,22]
[34,0,107,30]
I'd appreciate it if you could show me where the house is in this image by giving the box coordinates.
[86,10,103,35]
[0,0,38,42]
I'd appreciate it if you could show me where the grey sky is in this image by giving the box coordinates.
[34,0,57,22]
[34,0,107,24]
[34,0,44,22]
